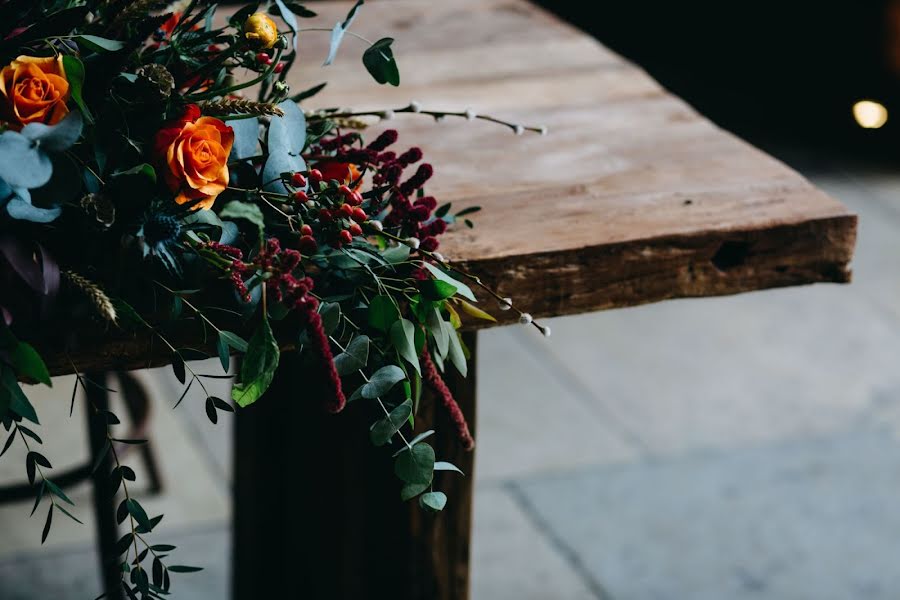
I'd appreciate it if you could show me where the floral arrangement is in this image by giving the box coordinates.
[0,0,547,596]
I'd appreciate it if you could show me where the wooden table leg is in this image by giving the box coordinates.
[233,332,478,600]
[85,372,125,600]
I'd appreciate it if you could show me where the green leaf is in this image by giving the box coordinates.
[226,116,259,161]
[75,35,125,52]
[394,442,435,484]
[422,263,478,302]
[2,367,39,424]
[367,295,399,332]
[11,342,51,386]
[426,307,449,358]
[167,566,203,573]
[219,330,249,353]
[419,279,457,301]
[389,319,420,375]
[393,429,434,456]
[216,336,230,373]
[323,0,364,65]
[419,491,447,512]
[334,335,369,376]
[220,201,265,233]
[361,365,406,399]
[400,481,429,501]
[111,163,156,184]
[370,399,412,446]
[434,461,464,475]
[362,37,400,86]
[61,55,92,122]
[319,302,341,336]
[126,499,152,532]
[41,505,53,543]
[232,319,280,407]
[444,321,467,378]
[381,244,410,264]
[46,480,75,505]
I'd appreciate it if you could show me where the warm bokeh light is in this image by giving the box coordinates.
[852,100,889,129]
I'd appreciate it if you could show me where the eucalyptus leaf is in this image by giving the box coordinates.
[226,117,259,161]
[334,335,369,376]
[394,442,434,484]
[0,133,51,189]
[400,481,429,501]
[433,461,464,475]
[323,0,364,65]
[419,491,447,512]
[362,37,399,86]
[361,365,405,399]
[369,398,412,446]
[21,111,83,153]
[319,302,341,336]
[219,201,265,233]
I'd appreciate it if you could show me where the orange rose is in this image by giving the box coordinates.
[0,55,70,130]
[154,105,234,210]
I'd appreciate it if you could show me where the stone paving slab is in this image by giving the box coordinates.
[0,523,229,600]
[476,328,639,482]
[472,486,601,599]
[514,428,900,600]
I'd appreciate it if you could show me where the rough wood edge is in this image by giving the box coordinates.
[39,212,856,377]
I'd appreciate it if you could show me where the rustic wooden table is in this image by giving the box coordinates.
[46,1,858,599]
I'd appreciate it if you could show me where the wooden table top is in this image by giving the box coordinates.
[289,0,857,325]
[41,0,857,375]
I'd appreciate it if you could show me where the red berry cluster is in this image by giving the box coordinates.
[207,240,346,413]
[308,129,449,251]
[287,168,370,250]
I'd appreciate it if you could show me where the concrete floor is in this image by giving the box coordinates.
[2,151,900,599]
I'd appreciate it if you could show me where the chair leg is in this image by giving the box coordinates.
[85,371,125,600]
[117,372,164,495]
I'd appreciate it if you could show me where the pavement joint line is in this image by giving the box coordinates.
[508,326,652,455]
[503,480,614,600]
[0,518,230,566]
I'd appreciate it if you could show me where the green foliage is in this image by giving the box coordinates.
[361,365,406,399]
[232,318,280,407]
[370,399,412,446]
[390,318,420,374]
[394,442,435,485]
[363,38,400,86]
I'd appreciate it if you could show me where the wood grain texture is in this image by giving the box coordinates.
[40,0,855,375]
[288,0,856,321]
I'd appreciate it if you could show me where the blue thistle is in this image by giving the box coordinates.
[136,213,183,274]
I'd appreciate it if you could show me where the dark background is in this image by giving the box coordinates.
[536,0,900,161]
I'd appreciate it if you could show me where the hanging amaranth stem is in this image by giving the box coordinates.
[421,346,475,451]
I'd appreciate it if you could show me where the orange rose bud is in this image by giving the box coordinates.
[0,55,70,130]
[154,104,234,210]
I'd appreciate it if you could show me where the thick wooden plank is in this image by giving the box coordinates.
[40,0,855,375]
